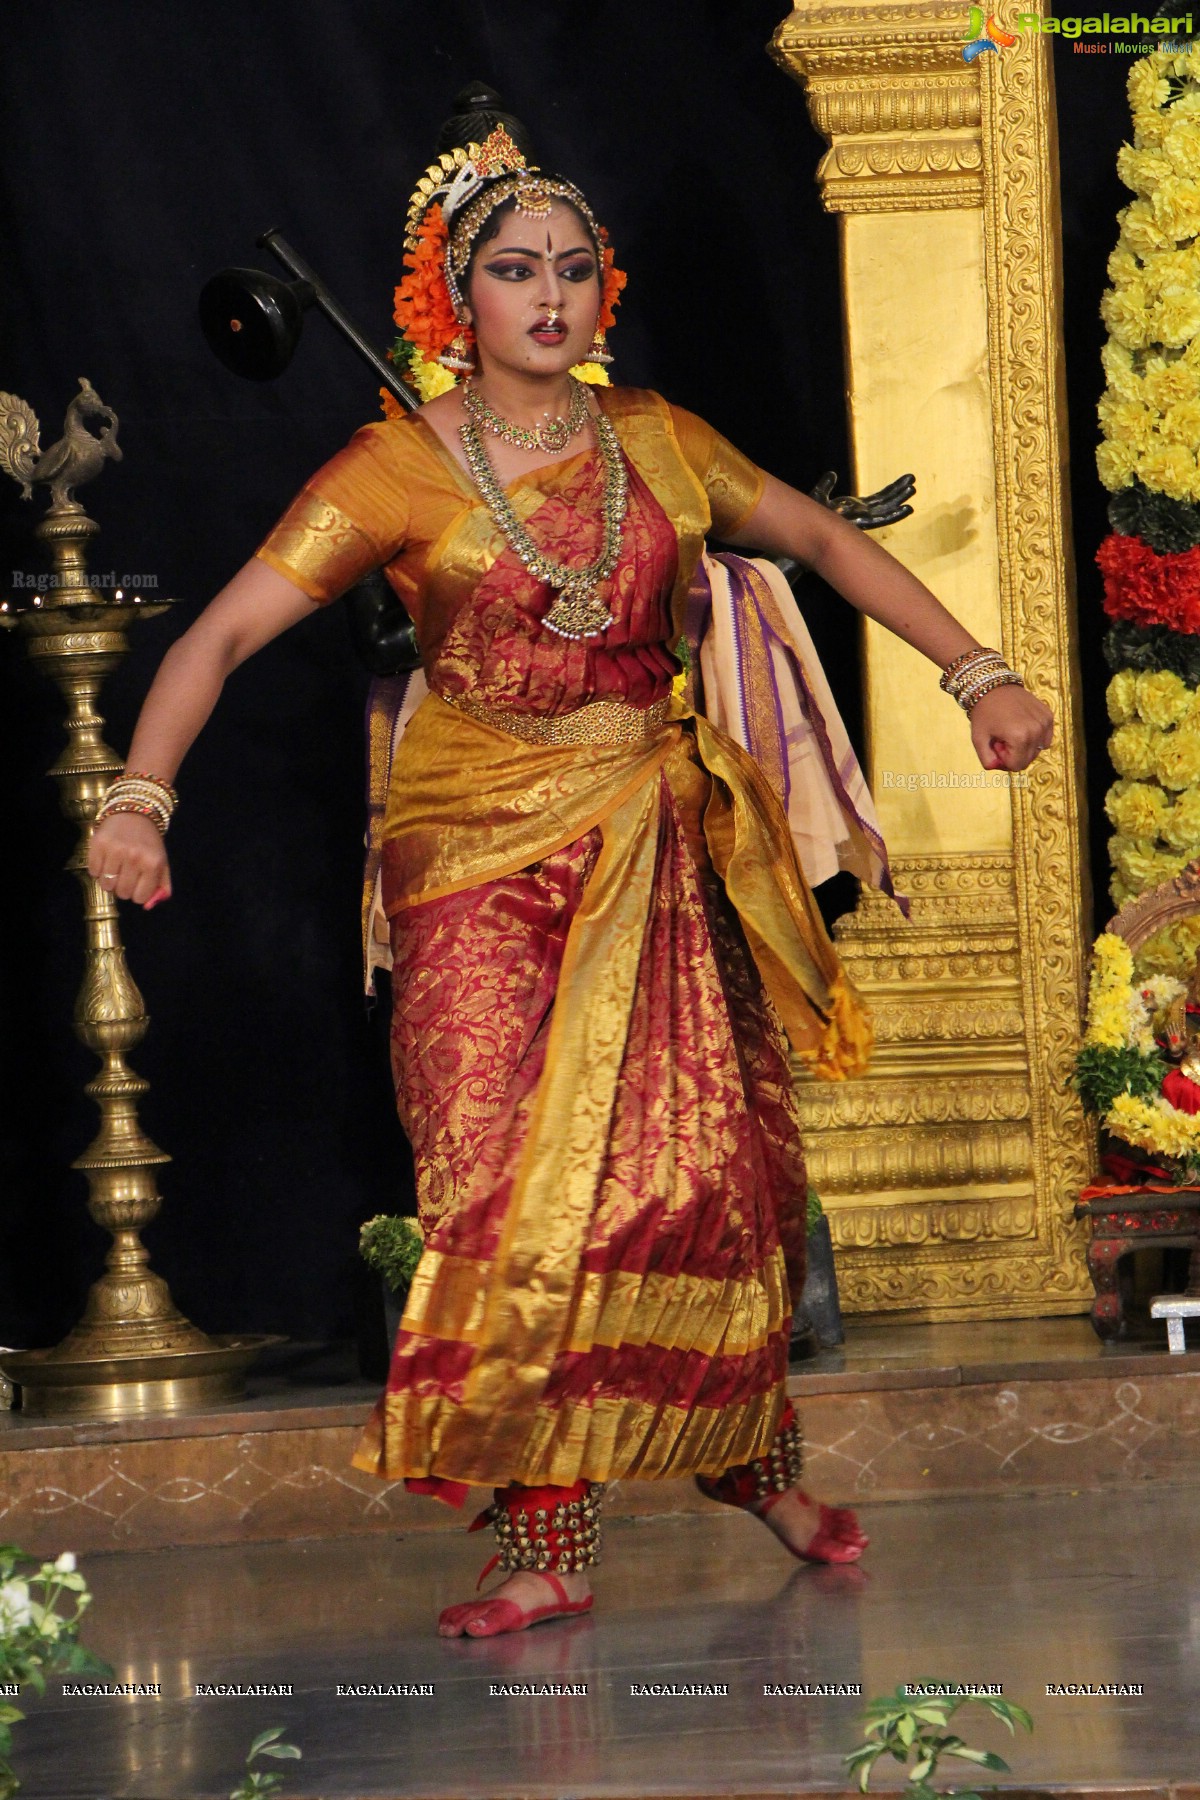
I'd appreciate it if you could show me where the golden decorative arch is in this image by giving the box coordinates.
[771,1,1095,1319]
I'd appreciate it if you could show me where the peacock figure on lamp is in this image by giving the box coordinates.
[0,376,271,1416]
[1,376,123,506]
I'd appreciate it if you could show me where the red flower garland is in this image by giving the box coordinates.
[1097,531,1200,635]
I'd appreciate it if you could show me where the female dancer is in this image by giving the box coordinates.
[86,97,1053,1638]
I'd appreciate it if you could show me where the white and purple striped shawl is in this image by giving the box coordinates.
[688,549,906,919]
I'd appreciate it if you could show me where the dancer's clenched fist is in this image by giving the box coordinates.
[87,813,172,908]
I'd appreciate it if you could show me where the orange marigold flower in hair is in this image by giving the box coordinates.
[392,204,459,364]
[598,244,627,333]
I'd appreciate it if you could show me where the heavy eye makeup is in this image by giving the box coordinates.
[481,254,598,283]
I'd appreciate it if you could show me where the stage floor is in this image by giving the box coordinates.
[19,1482,1200,1797]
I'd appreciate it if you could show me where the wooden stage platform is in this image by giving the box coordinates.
[3,1318,1200,1556]
[13,1486,1200,1796]
[5,1319,1200,1795]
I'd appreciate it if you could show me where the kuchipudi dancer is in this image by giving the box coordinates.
[88,92,1053,1637]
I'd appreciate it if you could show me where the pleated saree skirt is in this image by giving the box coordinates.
[352,724,811,1492]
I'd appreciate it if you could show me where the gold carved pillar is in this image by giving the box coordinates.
[771,2,1095,1317]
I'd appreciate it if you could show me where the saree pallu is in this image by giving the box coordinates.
[351,691,871,1490]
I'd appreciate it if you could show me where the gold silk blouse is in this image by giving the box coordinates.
[254,383,873,1088]
[252,386,765,667]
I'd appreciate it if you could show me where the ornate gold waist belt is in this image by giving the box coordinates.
[438,690,674,747]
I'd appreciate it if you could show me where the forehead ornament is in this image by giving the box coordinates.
[404,126,602,312]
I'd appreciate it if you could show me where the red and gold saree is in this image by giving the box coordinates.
[255,386,876,1495]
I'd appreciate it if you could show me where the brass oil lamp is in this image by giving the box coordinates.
[0,378,274,1415]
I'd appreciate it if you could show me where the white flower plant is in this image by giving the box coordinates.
[0,1546,110,1798]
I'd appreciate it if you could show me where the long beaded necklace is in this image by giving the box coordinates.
[463,374,591,456]
[458,391,629,641]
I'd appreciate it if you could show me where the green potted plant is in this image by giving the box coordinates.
[846,1683,1032,1798]
[359,1214,425,1350]
[0,1546,111,1798]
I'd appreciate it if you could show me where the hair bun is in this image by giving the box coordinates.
[436,82,536,164]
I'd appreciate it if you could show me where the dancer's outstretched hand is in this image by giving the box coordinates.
[87,813,172,908]
[968,684,1055,772]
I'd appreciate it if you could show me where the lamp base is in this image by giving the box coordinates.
[0,1334,282,1419]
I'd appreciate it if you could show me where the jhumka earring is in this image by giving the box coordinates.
[585,326,613,366]
[439,322,477,374]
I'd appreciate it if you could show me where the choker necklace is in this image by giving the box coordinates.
[463,375,591,456]
[458,402,628,639]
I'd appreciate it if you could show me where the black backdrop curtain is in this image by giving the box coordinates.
[0,3,1125,1350]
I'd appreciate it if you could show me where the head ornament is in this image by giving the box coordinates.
[403,125,605,313]
[389,120,625,400]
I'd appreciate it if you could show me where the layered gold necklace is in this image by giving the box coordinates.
[458,384,628,640]
[463,374,590,456]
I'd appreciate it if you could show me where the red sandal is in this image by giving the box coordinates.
[696,1401,868,1565]
[438,1568,594,1638]
[437,1478,604,1638]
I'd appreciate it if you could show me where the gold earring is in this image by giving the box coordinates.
[438,322,476,374]
[585,325,613,366]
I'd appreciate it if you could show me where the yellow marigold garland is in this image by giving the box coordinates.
[1098,48,1200,967]
[1108,1089,1200,1159]
[1082,932,1137,1050]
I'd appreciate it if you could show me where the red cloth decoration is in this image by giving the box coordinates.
[468,1478,599,1588]
[1097,1146,1181,1186]
[1081,1173,1200,1200]
[1162,1068,1200,1114]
